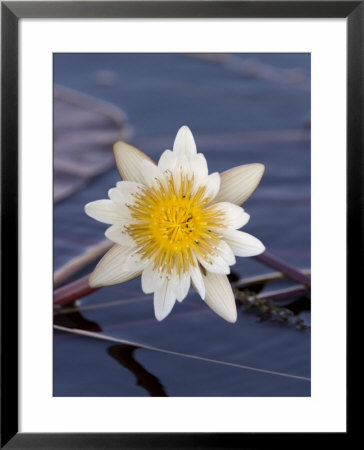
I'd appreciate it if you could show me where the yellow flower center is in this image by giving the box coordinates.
[126,173,225,275]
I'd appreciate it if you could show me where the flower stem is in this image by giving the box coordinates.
[254,251,311,288]
[232,269,310,289]
[54,240,112,287]
[243,285,309,303]
[54,274,99,307]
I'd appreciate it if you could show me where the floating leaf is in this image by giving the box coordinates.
[54,85,131,203]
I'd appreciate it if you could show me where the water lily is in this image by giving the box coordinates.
[85,126,265,322]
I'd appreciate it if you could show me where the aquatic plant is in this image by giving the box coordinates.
[84,126,265,322]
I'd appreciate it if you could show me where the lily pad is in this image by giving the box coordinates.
[54,85,131,203]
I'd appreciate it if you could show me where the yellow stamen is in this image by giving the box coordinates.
[127,172,225,275]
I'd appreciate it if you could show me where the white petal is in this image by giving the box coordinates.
[219,229,265,257]
[158,149,178,172]
[115,181,144,202]
[190,264,205,299]
[190,153,208,181]
[141,266,164,294]
[108,187,124,203]
[175,155,191,173]
[201,172,220,202]
[216,240,236,266]
[211,202,250,229]
[196,252,230,275]
[85,200,122,224]
[173,125,197,158]
[172,168,183,193]
[175,272,191,302]
[140,159,163,187]
[108,182,141,205]
[171,155,192,192]
[214,163,265,206]
[203,272,237,323]
[126,250,150,271]
[113,141,156,183]
[154,279,177,321]
[89,244,141,287]
[105,224,135,247]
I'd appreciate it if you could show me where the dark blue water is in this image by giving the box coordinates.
[53,53,310,396]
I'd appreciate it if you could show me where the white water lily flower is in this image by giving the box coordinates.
[85,126,265,322]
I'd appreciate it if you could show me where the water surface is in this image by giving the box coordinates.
[53,53,310,396]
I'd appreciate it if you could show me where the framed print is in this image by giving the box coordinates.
[1,1,360,448]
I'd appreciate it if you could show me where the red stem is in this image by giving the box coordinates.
[254,251,311,288]
[53,274,99,307]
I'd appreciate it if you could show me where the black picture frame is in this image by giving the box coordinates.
[1,1,359,448]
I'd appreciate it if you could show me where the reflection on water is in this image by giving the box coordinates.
[54,307,102,332]
[107,345,168,397]
[54,307,168,396]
